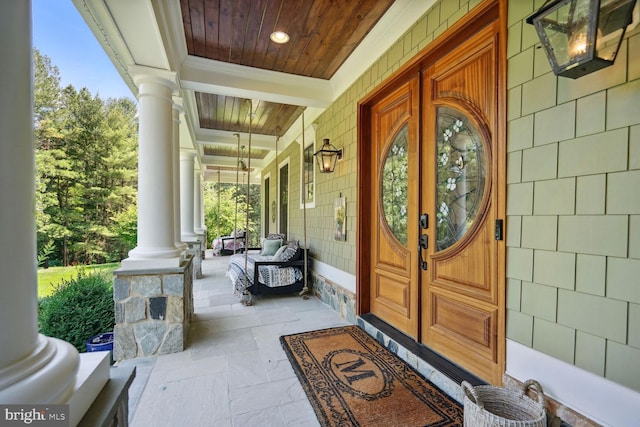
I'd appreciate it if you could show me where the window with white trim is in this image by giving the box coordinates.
[299,124,317,209]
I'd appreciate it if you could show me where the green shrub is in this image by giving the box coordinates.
[38,272,114,352]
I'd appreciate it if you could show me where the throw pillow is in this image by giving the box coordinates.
[266,233,286,241]
[273,245,288,261]
[280,240,299,262]
[291,246,305,261]
[260,238,282,256]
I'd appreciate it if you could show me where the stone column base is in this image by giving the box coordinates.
[185,240,203,279]
[112,256,194,360]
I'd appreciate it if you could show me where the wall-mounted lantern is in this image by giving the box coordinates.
[526,0,637,79]
[314,139,343,173]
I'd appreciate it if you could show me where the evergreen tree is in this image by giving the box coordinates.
[33,49,138,265]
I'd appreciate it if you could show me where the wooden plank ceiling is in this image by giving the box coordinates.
[180,0,395,137]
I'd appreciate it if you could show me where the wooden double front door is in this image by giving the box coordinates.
[359,8,505,384]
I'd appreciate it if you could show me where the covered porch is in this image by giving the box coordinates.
[119,249,480,426]
[1,0,640,426]
[118,251,350,426]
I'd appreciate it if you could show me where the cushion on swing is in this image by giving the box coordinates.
[273,245,288,260]
[266,233,286,241]
[261,238,283,256]
[279,240,300,262]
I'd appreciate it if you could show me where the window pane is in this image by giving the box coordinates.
[304,144,314,202]
[436,107,486,251]
[381,124,409,246]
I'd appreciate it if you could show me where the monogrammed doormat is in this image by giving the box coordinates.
[280,326,463,427]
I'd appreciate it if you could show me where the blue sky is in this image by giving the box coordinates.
[33,0,134,101]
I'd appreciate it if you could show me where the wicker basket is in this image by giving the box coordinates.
[462,379,546,427]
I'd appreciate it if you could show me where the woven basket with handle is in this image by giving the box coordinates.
[461,379,546,427]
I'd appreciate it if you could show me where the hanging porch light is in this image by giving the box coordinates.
[314,138,343,173]
[238,145,249,171]
[526,0,637,79]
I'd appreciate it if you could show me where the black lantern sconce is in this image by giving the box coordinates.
[238,145,249,171]
[526,0,637,79]
[314,138,343,173]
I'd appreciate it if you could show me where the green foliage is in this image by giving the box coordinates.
[110,203,137,260]
[38,272,115,352]
[204,182,262,247]
[37,263,119,298]
[37,240,55,268]
[33,49,138,266]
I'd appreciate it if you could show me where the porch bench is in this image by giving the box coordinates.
[226,243,309,298]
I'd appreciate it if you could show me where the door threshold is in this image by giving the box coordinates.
[358,313,485,402]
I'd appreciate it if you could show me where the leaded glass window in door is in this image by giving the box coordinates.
[435,107,486,251]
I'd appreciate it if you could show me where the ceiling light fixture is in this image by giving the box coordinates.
[238,145,249,171]
[270,31,290,44]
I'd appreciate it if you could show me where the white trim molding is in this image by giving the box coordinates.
[311,259,356,293]
[506,340,640,427]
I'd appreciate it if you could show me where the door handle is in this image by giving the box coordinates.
[418,234,428,270]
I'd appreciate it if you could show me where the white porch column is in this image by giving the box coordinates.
[121,66,181,269]
[0,0,79,404]
[172,99,187,252]
[194,168,205,234]
[180,152,198,241]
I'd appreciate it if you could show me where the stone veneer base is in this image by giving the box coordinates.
[113,256,194,361]
[502,375,601,427]
[185,240,203,279]
[312,273,357,324]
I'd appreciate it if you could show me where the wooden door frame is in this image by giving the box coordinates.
[357,0,505,358]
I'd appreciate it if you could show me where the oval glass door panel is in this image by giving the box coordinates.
[436,107,486,251]
[381,124,409,246]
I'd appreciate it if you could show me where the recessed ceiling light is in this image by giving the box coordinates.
[270,31,290,44]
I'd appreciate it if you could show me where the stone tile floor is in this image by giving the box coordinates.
[117,250,350,427]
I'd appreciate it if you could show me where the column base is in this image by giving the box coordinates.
[121,246,183,270]
[120,257,182,270]
[175,241,188,253]
[68,351,111,426]
[181,232,198,241]
[113,256,194,361]
[0,335,79,404]
[0,344,112,426]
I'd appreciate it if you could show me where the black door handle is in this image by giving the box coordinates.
[419,234,428,249]
[418,234,428,270]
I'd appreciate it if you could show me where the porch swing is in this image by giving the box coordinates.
[226,103,310,305]
[211,134,248,256]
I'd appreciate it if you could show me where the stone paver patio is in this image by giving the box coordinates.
[117,250,349,426]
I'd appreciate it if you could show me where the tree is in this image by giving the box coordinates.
[204,181,262,248]
[33,49,138,266]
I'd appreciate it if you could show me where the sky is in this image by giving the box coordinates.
[32,0,134,101]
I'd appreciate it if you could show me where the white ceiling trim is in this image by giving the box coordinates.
[180,56,334,108]
[200,155,264,169]
[72,0,138,95]
[196,130,277,151]
[105,0,169,70]
[203,169,261,185]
